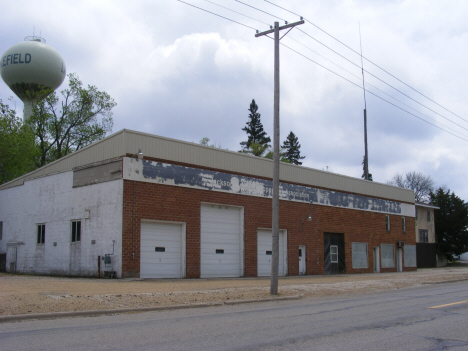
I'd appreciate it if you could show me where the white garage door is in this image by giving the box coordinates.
[140,222,185,279]
[201,205,243,278]
[257,229,287,277]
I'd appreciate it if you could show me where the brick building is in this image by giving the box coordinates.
[0,129,416,278]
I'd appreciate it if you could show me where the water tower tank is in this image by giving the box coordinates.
[0,36,66,121]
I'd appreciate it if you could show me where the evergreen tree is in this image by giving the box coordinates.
[240,99,271,156]
[430,188,468,260]
[282,131,305,165]
[361,156,373,181]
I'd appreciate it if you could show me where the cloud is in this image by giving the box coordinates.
[2,0,468,200]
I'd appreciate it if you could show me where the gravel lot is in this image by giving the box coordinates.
[1,263,468,316]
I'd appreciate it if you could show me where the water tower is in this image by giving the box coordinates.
[0,36,66,121]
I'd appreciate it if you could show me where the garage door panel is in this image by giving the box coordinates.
[140,222,184,279]
[257,229,286,277]
[200,205,243,278]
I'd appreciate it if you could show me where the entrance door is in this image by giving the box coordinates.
[324,233,345,274]
[6,244,17,273]
[299,246,306,275]
[397,248,403,272]
[373,247,380,273]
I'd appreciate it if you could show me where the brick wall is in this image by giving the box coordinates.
[122,180,415,278]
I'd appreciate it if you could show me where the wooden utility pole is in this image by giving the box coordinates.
[256,19,304,295]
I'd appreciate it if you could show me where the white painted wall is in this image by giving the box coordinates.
[0,171,123,277]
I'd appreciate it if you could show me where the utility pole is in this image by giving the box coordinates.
[256,19,304,295]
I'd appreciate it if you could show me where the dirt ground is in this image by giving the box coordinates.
[1,263,468,316]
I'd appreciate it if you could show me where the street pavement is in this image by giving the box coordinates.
[0,281,467,350]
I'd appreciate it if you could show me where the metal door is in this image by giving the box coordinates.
[299,245,306,275]
[397,248,403,272]
[324,233,345,274]
[373,247,380,273]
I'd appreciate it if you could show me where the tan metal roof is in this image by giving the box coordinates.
[0,129,414,203]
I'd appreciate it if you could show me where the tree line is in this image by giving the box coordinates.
[2,85,466,261]
[238,99,305,165]
[388,171,468,260]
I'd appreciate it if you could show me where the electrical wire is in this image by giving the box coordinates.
[204,0,270,26]
[296,28,468,131]
[234,0,468,131]
[264,0,468,123]
[234,0,286,22]
[177,0,258,31]
[281,42,468,142]
[177,0,468,141]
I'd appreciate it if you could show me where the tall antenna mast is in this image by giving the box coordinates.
[360,22,370,181]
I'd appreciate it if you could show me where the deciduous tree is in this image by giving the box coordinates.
[388,171,434,202]
[29,73,116,166]
[0,99,38,184]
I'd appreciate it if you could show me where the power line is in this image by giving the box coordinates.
[264,0,468,124]
[296,28,468,132]
[177,0,468,141]
[204,0,270,26]
[284,35,468,137]
[177,0,258,31]
[234,0,286,22]
[281,42,468,142]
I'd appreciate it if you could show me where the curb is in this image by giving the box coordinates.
[422,278,468,285]
[0,294,302,323]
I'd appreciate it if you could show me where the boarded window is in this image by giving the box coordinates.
[381,244,395,268]
[352,242,368,269]
[404,245,417,267]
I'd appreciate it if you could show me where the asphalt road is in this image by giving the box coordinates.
[1,281,467,351]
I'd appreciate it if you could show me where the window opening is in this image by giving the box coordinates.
[71,221,81,242]
[402,217,406,233]
[0,221,3,241]
[216,249,224,254]
[419,229,428,243]
[37,224,45,244]
[427,211,431,222]
[330,245,338,263]
[155,247,165,252]
[385,215,390,232]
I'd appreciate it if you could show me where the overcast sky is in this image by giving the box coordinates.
[2,1,468,200]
